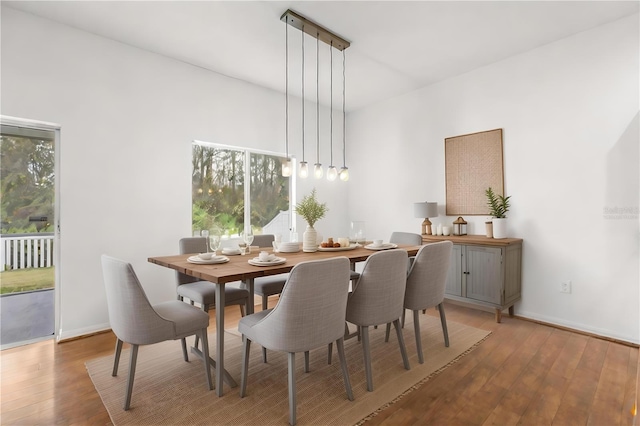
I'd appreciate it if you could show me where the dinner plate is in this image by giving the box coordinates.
[276,247,301,253]
[364,243,398,251]
[248,257,287,266]
[221,248,241,255]
[317,243,358,252]
[188,255,230,264]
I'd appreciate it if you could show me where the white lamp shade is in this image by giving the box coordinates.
[414,202,438,218]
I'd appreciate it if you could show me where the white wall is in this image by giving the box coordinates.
[1,7,348,339]
[348,14,639,343]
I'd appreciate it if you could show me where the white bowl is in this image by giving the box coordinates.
[198,252,215,260]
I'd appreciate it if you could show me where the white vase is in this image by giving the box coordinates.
[492,218,508,239]
[485,222,493,238]
[303,225,318,252]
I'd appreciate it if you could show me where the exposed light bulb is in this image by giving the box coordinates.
[339,167,349,181]
[327,166,338,181]
[314,163,323,179]
[299,162,308,179]
[282,160,292,177]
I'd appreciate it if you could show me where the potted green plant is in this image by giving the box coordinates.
[295,188,328,252]
[485,187,511,239]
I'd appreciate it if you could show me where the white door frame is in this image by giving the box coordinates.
[1,115,62,343]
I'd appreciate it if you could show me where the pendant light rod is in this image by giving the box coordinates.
[281,9,350,51]
[342,49,346,167]
[314,33,322,179]
[285,21,289,160]
[301,25,305,163]
[282,19,292,177]
[329,40,333,167]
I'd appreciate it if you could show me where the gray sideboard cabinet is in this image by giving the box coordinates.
[422,235,523,323]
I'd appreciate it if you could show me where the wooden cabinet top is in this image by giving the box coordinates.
[422,234,522,247]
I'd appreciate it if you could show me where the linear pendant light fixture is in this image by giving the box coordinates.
[281,9,350,182]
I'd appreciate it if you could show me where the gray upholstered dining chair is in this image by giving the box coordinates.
[101,255,212,410]
[238,257,354,426]
[344,249,411,391]
[401,241,453,364]
[178,237,249,313]
[178,237,249,349]
[242,234,288,362]
[389,231,422,271]
[247,234,288,312]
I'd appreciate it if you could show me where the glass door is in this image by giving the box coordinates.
[0,124,56,348]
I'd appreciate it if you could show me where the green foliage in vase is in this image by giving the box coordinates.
[295,189,328,228]
[485,187,511,218]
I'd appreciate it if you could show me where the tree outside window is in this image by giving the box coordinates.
[192,143,290,237]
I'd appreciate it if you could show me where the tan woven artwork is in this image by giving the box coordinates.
[445,129,504,215]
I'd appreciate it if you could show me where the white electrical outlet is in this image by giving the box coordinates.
[560,280,572,294]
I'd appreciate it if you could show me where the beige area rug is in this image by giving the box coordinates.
[86,314,490,425]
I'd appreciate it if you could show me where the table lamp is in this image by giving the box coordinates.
[414,202,438,235]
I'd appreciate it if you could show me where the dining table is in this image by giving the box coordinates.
[148,243,421,396]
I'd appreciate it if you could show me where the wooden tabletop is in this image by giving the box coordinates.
[422,234,522,247]
[148,244,421,284]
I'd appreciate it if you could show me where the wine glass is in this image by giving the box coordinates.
[209,235,221,254]
[243,230,254,247]
[201,230,210,252]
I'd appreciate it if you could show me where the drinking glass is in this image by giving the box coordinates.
[201,230,210,252]
[243,230,254,247]
[350,221,366,245]
[209,235,221,254]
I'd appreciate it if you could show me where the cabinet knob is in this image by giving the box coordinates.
[463,271,470,275]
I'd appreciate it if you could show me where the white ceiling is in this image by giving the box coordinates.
[5,1,639,111]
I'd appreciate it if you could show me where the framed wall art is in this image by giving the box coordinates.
[445,128,504,215]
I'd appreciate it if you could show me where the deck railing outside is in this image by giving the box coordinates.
[0,233,54,272]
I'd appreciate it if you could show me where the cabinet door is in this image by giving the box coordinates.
[445,244,463,296]
[465,246,502,304]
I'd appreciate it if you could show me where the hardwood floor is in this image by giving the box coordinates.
[1,302,637,425]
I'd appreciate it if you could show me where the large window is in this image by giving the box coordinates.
[192,142,290,237]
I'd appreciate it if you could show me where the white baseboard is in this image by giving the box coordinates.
[57,322,111,343]
[515,310,639,346]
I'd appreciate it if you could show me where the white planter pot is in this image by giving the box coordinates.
[303,225,318,252]
[492,218,508,239]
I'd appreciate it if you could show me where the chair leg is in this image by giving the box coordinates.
[240,336,251,398]
[304,351,310,373]
[327,342,333,365]
[124,344,139,411]
[393,319,410,370]
[112,338,123,376]
[384,322,391,342]
[401,309,406,328]
[288,352,297,426]
[438,303,450,347]
[335,337,354,401]
[200,329,213,390]
[361,326,374,392]
[181,338,189,362]
[194,304,209,350]
[262,297,269,363]
[413,310,424,364]
[239,304,246,317]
